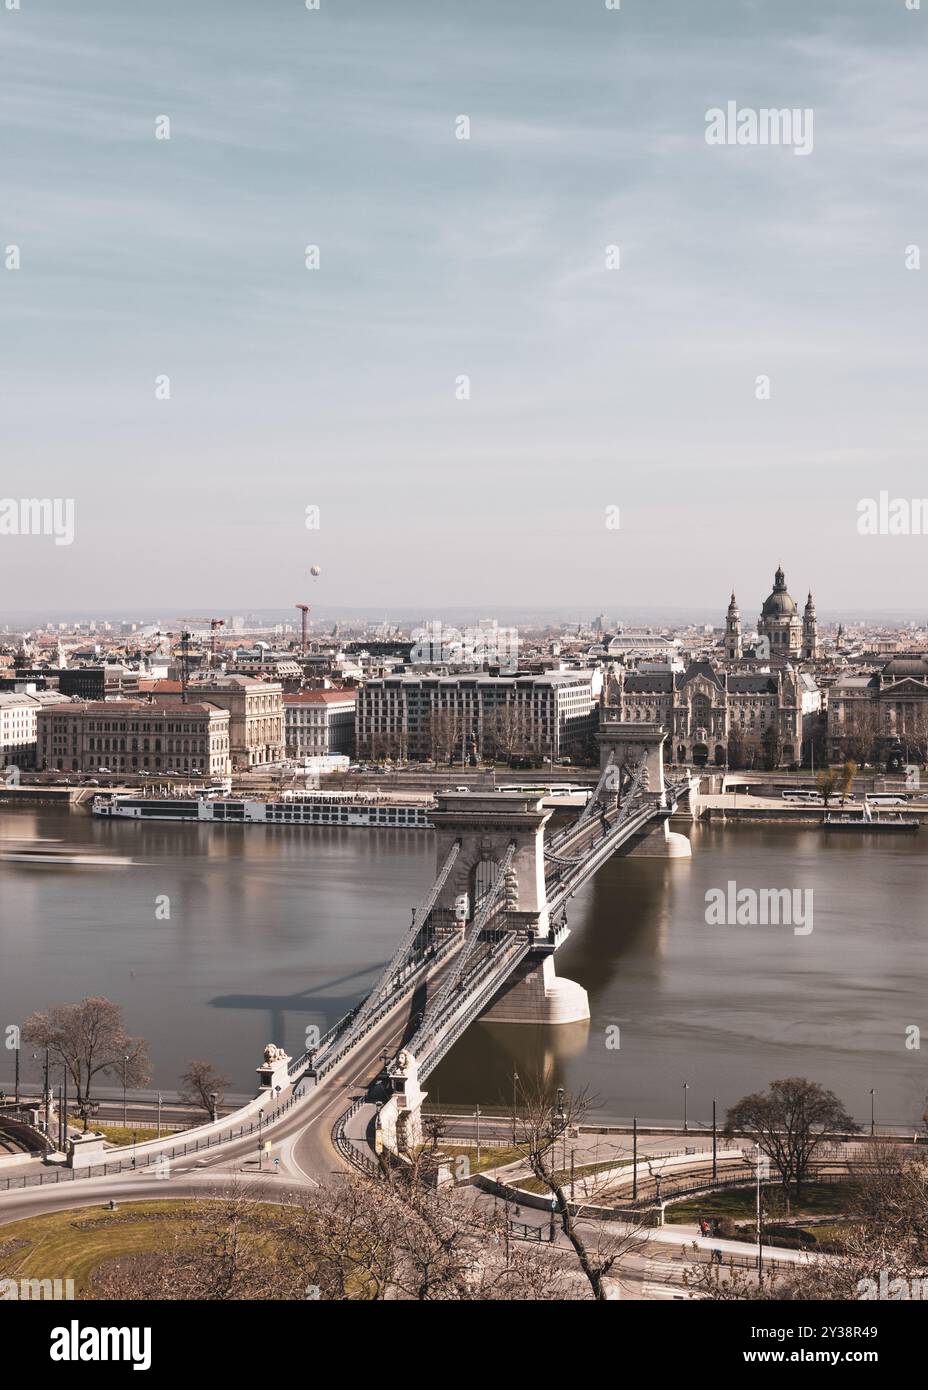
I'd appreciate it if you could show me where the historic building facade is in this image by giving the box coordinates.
[827,655,928,763]
[144,675,284,769]
[284,689,356,760]
[603,660,821,768]
[36,699,231,777]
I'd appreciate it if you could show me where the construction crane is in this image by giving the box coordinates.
[178,630,192,703]
[209,618,225,658]
[295,603,310,653]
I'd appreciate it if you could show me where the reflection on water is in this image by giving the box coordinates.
[1,809,925,1126]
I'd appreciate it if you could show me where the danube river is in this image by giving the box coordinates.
[0,806,924,1128]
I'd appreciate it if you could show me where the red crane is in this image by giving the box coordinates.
[295,603,310,653]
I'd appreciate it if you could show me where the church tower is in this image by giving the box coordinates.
[803,592,817,661]
[725,591,742,660]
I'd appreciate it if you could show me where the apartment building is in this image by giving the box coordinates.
[356,671,602,763]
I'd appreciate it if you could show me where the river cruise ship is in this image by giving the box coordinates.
[92,791,434,829]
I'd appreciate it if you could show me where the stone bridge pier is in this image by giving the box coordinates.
[430,792,590,1024]
[597,720,692,858]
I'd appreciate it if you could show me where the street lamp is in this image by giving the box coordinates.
[755,1141,765,1280]
[683,1081,689,1133]
[870,1088,876,1138]
[157,1092,163,1139]
[512,1069,520,1146]
[122,1054,129,1127]
[32,1049,50,1135]
[556,1088,567,1174]
[258,1107,265,1170]
[209,1091,218,1125]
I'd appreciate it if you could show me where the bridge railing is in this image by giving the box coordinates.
[417,932,533,1080]
[332,1098,380,1179]
[311,933,463,1082]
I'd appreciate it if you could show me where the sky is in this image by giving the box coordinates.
[1,0,927,617]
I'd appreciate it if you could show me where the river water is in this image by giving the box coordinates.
[0,807,924,1129]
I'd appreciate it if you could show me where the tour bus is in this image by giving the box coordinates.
[782,789,824,804]
[867,793,909,807]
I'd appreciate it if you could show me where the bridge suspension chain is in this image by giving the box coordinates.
[544,755,649,865]
[334,839,463,1047]
[574,750,617,826]
[396,840,516,1065]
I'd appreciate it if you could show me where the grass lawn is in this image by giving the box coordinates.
[666,1181,859,1225]
[0,1201,203,1297]
[68,1117,166,1147]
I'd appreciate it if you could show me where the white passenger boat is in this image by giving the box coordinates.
[92,793,434,829]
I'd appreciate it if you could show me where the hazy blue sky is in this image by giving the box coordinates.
[1,0,926,617]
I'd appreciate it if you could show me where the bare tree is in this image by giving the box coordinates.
[508,1080,649,1300]
[725,1077,859,1211]
[838,759,858,802]
[816,768,838,806]
[89,1174,569,1302]
[179,1060,230,1118]
[23,997,150,1129]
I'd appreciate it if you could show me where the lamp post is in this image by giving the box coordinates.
[122,1054,129,1126]
[475,1103,481,1167]
[258,1108,265,1170]
[209,1091,218,1125]
[556,1087,566,1175]
[870,1088,875,1138]
[712,1097,718,1182]
[683,1081,689,1133]
[13,1036,19,1105]
[33,1049,50,1135]
[632,1115,638,1200]
[512,1068,519,1145]
[157,1092,162,1139]
[756,1141,764,1280]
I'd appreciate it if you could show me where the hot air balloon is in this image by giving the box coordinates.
[310,565,321,578]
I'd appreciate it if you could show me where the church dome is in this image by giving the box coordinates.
[760,566,797,617]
